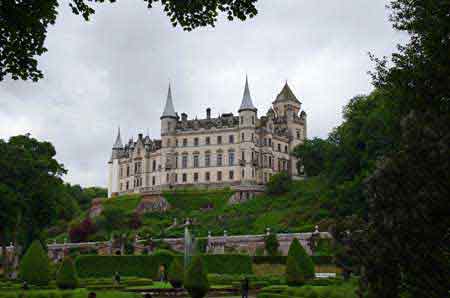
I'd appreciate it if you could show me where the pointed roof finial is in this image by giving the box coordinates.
[113,126,123,149]
[273,81,301,104]
[161,83,177,118]
[239,75,257,112]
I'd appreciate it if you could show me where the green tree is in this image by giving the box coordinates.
[0,135,66,252]
[1,0,258,82]
[98,206,127,236]
[184,256,210,298]
[285,238,315,281]
[167,258,184,288]
[294,138,332,177]
[266,172,292,195]
[19,240,51,286]
[56,257,79,289]
[362,1,450,297]
[264,233,279,256]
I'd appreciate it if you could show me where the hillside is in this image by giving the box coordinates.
[56,177,335,243]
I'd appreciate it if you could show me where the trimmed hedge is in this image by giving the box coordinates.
[56,257,79,289]
[201,254,253,275]
[184,256,210,298]
[75,254,253,278]
[253,255,333,265]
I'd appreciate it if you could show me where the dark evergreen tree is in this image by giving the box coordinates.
[19,241,51,286]
[167,258,184,288]
[264,234,280,256]
[56,257,79,289]
[184,256,210,298]
[286,238,315,281]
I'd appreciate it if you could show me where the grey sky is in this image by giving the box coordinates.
[0,0,406,187]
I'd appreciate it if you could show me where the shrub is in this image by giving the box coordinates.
[264,234,280,256]
[69,218,96,243]
[184,256,210,298]
[56,257,79,289]
[286,251,304,286]
[266,172,292,194]
[19,241,51,286]
[196,238,208,254]
[167,258,184,288]
[287,239,315,280]
[201,254,253,275]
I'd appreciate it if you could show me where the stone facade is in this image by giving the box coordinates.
[107,78,307,198]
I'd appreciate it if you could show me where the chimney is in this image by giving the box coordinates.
[206,108,211,119]
[181,113,188,122]
[138,133,143,140]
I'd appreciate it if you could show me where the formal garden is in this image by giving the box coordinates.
[0,234,354,298]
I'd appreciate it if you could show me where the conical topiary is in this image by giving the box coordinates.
[167,258,184,288]
[56,257,79,289]
[19,240,51,286]
[286,249,305,286]
[286,238,315,283]
[184,256,210,298]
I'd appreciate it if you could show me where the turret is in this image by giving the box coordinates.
[238,76,257,128]
[111,126,123,159]
[108,127,122,198]
[272,82,301,118]
[161,84,177,135]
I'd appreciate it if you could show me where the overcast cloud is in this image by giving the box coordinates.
[0,0,407,187]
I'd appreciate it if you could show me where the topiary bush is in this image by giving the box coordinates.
[56,257,79,289]
[167,257,184,288]
[286,250,304,286]
[286,238,315,283]
[264,234,280,256]
[184,256,210,298]
[19,240,51,286]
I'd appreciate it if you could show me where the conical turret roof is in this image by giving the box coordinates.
[113,126,123,149]
[239,76,257,112]
[273,82,301,104]
[161,84,177,118]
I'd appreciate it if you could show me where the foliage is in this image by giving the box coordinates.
[358,1,450,298]
[294,138,333,177]
[286,239,315,283]
[184,256,210,298]
[0,0,258,82]
[19,240,51,286]
[97,206,127,235]
[56,257,79,289]
[264,234,280,256]
[265,172,292,195]
[167,257,184,288]
[196,238,208,254]
[69,218,97,243]
[258,280,357,298]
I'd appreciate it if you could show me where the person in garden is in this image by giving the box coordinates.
[114,271,121,285]
[241,277,249,298]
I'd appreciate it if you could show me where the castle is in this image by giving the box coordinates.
[107,78,307,198]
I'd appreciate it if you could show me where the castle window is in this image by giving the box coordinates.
[175,139,179,147]
[126,166,130,177]
[152,160,156,171]
[241,169,245,178]
[252,168,255,177]
[268,138,272,146]
[228,151,235,166]
[194,138,199,146]
[193,155,199,168]
[182,155,188,168]
[126,181,129,190]
[269,156,272,168]
[120,167,123,178]
[229,170,234,180]
[217,154,223,166]
[152,176,156,185]
[217,136,222,144]
[252,116,255,125]
[205,153,211,167]
[278,143,281,152]
[175,156,178,169]
[194,173,199,182]
[183,138,188,147]
[241,151,245,161]
[174,174,178,183]
[251,151,254,161]
[217,171,222,181]
[296,130,300,139]
[182,173,187,182]
[285,145,288,153]
[229,135,234,144]
[205,172,210,181]
[206,137,210,145]
[241,133,245,141]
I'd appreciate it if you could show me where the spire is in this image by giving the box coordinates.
[239,75,257,112]
[161,83,177,118]
[113,126,123,149]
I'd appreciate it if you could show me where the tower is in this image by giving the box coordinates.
[108,127,123,198]
[238,76,257,183]
[160,84,178,184]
